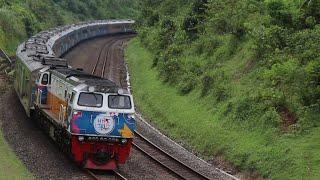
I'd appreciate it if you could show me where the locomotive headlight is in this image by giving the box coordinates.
[73,111,82,117]
[88,86,95,92]
[78,136,85,141]
[120,138,127,144]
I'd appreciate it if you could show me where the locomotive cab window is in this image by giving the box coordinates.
[41,74,49,85]
[77,92,103,107]
[108,95,131,109]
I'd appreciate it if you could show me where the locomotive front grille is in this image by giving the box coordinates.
[92,151,114,164]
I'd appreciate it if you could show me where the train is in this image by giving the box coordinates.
[14,20,136,170]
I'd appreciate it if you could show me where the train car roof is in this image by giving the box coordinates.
[16,19,135,72]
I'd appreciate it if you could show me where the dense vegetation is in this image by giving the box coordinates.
[130,0,320,178]
[0,0,138,54]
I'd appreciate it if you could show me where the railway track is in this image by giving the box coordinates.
[85,169,127,180]
[133,130,211,180]
[91,37,117,77]
[91,35,134,79]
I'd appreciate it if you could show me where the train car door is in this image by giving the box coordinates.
[67,91,76,131]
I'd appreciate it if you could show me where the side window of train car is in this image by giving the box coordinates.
[69,92,75,104]
[64,89,68,100]
[41,73,49,85]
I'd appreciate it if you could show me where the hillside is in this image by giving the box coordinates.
[0,0,138,54]
[127,0,320,179]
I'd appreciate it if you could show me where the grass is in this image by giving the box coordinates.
[0,133,33,179]
[126,38,320,179]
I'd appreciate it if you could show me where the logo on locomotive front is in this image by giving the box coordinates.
[93,114,115,135]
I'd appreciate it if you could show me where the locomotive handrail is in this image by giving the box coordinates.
[59,104,67,123]
[37,89,43,105]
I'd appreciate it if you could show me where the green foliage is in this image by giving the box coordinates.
[126,40,320,179]
[267,1,293,27]
[136,0,320,178]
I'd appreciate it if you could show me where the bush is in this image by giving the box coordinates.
[267,1,293,27]
[254,25,289,58]
[302,59,320,106]
[178,73,197,94]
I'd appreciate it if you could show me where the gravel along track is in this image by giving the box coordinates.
[63,34,237,180]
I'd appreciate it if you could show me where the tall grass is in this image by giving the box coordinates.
[126,39,320,179]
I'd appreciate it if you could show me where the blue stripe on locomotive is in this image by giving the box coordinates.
[71,111,135,137]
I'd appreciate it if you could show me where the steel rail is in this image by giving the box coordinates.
[85,169,100,180]
[92,36,131,78]
[113,170,128,180]
[91,37,115,75]
[101,49,109,78]
[101,36,131,79]
[101,39,117,78]
[132,143,187,180]
[85,169,127,180]
[133,130,211,180]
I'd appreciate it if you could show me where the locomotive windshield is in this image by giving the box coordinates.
[78,92,103,107]
[108,95,131,109]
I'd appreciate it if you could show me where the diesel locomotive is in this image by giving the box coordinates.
[14,20,135,170]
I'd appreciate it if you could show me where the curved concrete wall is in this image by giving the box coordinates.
[17,20,134,72]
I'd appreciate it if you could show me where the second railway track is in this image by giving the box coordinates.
[91,35,135,80]
[133,131,211,180]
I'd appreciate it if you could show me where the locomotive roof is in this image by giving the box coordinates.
[52,68,119,93]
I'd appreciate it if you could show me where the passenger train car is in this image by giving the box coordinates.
[14,20,135,169]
